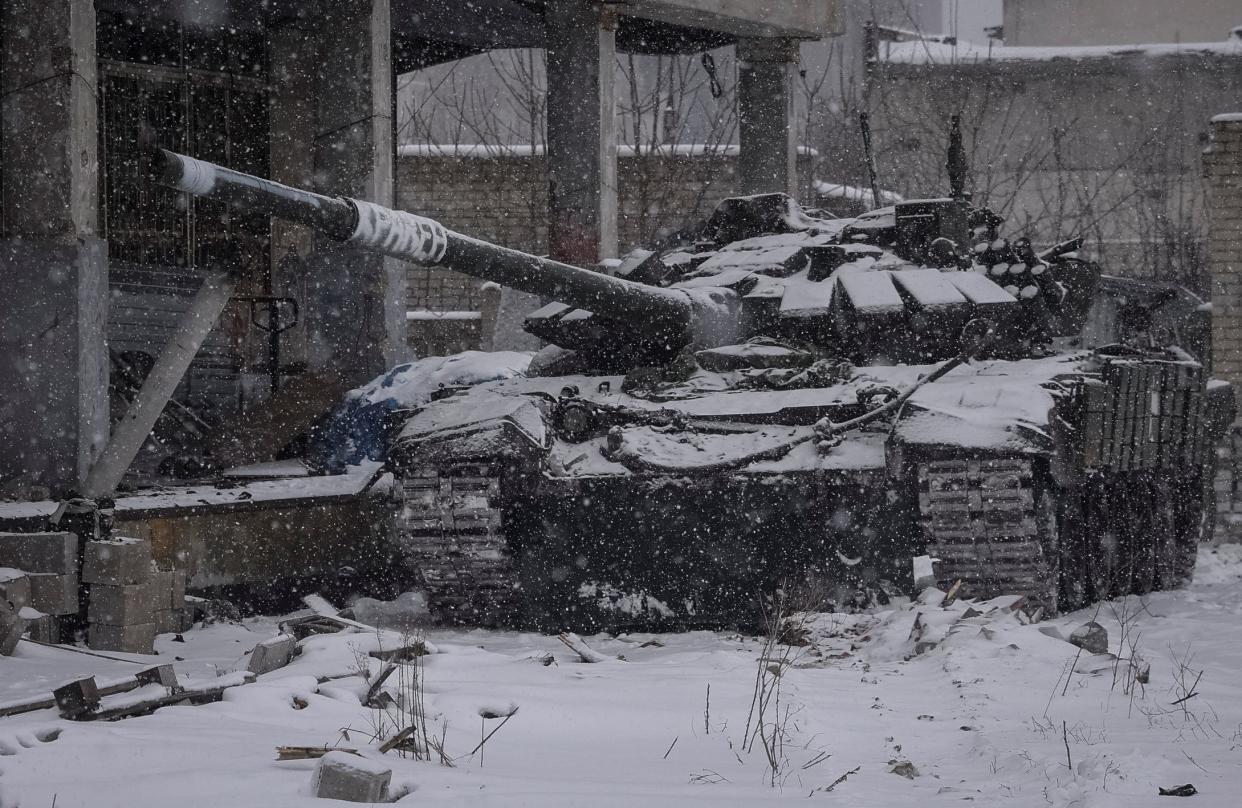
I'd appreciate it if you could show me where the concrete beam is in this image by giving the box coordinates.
[615,0,842,40]
[737,37,799,197]
[545,0,619,265]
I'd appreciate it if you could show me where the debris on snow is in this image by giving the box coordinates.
[310,750,392,803]
[557,632,613,663]
[276,746,359,761]
[888,759,920,778]
[247,634,299,675]
[1068,621,1109,655]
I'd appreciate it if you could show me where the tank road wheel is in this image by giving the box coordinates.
[918,457,1058,613]
[394,465,518,625]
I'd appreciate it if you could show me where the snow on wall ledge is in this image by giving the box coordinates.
[876,36,1242,65]
[398,143,821,159]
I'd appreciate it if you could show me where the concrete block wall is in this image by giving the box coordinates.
[1207,114,1242,387]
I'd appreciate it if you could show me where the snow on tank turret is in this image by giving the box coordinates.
[152,147,1233,629]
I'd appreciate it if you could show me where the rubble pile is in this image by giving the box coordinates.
[0,532,189,656]
[0,532,80,648]
[786,586,1104,666]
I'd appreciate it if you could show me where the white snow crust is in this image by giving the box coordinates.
[3,545,1242,806]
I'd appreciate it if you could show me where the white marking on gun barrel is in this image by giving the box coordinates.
[175,155,218,195]
[349,200,448,264]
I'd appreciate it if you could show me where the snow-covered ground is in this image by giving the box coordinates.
[3,546,1242,807]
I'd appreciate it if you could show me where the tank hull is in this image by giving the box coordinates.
[389,352,1226,629]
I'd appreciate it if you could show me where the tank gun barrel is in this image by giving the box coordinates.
[152,150,695,332]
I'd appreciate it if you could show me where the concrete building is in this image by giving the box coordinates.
[0,0,841,496]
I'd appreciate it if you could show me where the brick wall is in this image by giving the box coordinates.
[1207,115,1242,386]
[397,150,816,312]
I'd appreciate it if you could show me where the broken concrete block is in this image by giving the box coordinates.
[82,538,152,586]
[28,573,79,615]
[170,569,187,609]
[1,599,26,656]
[148,568,173,602]
[89,622,156,654]
[154,609,183,634]
[247,633,298,675]
[0,532,78,575]
[88,582,156,625]
[134,663,179,688]
[25,613,61,643]
[311,751,391,803]
[0,568,31,610]
[53,677,101,718]
[1069,621,1108,655]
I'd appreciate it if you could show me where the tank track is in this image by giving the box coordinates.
[917,457,1059,612]
[394,465,518,624]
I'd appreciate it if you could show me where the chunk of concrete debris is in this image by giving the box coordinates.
[88,582,156,625]
[54,677,102,719]
[82,538,152,586]
[0,532,78,575]
[248,634,298,675]
[148,568,174,604]
[28,572,79,615]
[154,609,181,634]
[0,568,31,610]
[25,611,60,643]
[889,760,920,779]
[169,569,187,609]
[134,663,179,689]
[1,599,27,656]
[89,621,156,654]
[911,554,937,591]
[1068,621,1108,655]
[311,751,392,803]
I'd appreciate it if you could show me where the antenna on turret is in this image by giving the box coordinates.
[947,114,967,201]
[858,112,883,209]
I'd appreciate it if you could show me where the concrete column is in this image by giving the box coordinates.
[0,0,108,495]
[1207,114,1242,387]
[272,0,406,386]
[737,37,799,197]
[544,0,618,265]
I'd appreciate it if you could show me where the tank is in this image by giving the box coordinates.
[152,149,1234,629]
